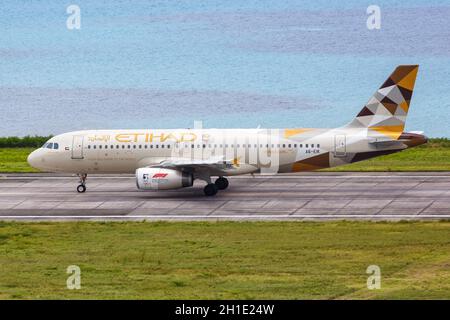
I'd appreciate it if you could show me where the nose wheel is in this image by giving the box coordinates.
[77,174,87,193]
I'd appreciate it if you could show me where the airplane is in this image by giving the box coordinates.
[27,65,427,196]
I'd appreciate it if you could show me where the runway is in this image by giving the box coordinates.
[1,172,450,221]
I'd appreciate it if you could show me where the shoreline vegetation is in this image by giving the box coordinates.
[0,135,53,148]
[0,137,449,173]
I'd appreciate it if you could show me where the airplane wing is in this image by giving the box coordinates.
[148,156,237,172]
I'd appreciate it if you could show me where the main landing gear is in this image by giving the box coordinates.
[215,177,229,190]
[203,177,229,196]
[77,174,87,193]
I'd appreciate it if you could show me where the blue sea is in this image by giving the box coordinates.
[1,0,449,137]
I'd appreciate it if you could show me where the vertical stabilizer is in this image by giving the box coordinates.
[347,65,419,139]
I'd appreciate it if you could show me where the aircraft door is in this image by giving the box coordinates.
[71,135,84,159]
[334,134,346,157]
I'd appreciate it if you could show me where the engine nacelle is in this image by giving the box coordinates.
[136,168,193,190]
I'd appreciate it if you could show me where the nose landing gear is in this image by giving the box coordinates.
[77,174,87,193]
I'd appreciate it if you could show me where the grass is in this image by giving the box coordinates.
[2,139,450,172]
[0,221,449,299]
[0,148,39,173]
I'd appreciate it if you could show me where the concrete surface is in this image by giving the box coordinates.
[1,173,450,221]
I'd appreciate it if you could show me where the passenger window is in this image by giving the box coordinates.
[88,145,91,149]
[93,145,96,149]
[53,143,59,150]
[111,145,114,149]
[99,145,102,149]
[311,144,314,148]
[122,145,125,149]
[306,144,309,148]
[167,145,170,149]
[127,145,131,149]
[317,144,320,148]
[300,144,303,148]
[133,145,136,149]
[294,144,297,148]
[105,145,108,149]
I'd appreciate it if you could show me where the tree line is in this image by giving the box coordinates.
[0,136,53,148]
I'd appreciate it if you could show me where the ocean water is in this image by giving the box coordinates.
[1,0,449,136]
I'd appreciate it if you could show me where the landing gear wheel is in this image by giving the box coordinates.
[77,184,86,193]
[203,183,218,196]
[77,173,87,193]
[215,177,229,190]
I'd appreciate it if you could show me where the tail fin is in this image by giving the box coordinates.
[347,65,419,139]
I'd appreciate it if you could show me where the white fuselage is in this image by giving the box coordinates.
[27,127,409,176]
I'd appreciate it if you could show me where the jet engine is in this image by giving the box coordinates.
[136,168,193,190]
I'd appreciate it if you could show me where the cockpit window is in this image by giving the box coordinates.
[53,143,59,150]
[42,143,48,148]
[46,143,53,149]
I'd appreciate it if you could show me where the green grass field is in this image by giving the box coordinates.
[0,148,38,173]
[1,139,449,172]
[0,221,449,299]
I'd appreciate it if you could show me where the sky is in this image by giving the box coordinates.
[1,0,449,136]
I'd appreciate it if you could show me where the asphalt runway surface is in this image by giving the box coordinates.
[1,173,450,221]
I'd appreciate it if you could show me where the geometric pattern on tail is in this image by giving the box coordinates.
[351,65,419,140]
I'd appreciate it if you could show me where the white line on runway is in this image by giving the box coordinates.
[3,175,450,180]
[1,214,450,219]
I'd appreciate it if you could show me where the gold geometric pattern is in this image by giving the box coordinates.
[348,65,419,140]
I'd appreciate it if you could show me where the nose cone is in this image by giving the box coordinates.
[27,150,40,169]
